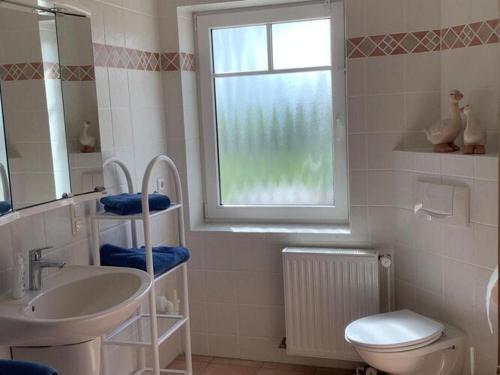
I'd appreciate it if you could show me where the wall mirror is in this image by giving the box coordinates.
[0,1,103,214]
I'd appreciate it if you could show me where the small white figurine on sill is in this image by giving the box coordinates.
[424,89,464,153]
[79,120,96,153]
[463,104,486,154]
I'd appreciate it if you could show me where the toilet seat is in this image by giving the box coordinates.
[345,310,444,353]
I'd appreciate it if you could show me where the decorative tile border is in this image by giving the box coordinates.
[92,43,161,71]
[441,19,499,49]
[348,18,499,58]
[161,52,196,72]
[0,45,195,82]
[0,62,62,81]
[60,65,95,81]
[44,63,61,80]
[92,43,196,72]
[5,18,495,78]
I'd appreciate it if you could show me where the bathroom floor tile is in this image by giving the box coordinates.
[203,363,260,375]
[257,370,314,375]
[315,368,356,375]
[212,357,264,367]
[261,362,316,373]
[167,356,356,375]
[194,355,215,362]
[166,359,209,374]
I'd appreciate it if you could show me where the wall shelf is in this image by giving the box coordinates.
[0,191,105,227]
[393,147,498,181]
[394,147,498,159]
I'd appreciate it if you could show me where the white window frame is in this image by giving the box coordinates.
[196,1,348,225]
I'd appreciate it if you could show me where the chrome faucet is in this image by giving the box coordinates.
[29,246,65,291]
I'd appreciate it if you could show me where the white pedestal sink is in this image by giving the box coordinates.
[0,265,152,347]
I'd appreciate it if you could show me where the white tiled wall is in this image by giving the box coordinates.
[158,0,419,365]
[0,0,172,290]
[57,16,101,155]
[0,0,497,373]
[393,150,498,373]
[441,43,499,151]
[158,0,499,371]
[0,0,181,372]
[440,0,500,152]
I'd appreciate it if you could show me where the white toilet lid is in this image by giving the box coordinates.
[345,310,444,350]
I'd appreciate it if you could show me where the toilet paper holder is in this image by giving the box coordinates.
[414,180,470,226]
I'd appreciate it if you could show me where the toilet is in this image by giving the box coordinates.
[345,310,465,375]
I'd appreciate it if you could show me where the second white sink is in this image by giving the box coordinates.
[0,265,152,346]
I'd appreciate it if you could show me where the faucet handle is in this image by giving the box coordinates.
[29,246,53,261]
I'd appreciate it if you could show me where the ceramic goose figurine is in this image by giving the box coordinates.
[79,121,96,153]
[424,89,464,153]
[463,104,486,154]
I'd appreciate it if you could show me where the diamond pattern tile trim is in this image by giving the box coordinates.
[0,62,94,81]
[92,43,196,72]
[348,18,499,59]
[2,18,495,80]
[0,46,195,82]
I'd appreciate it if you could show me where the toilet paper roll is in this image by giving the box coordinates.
[486,266,498,334]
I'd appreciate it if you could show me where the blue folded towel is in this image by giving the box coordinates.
[0,360,58,375]
[0,201,10,214]
[100,244,190,276]
[101,193,171,215]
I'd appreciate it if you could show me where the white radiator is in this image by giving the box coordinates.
[283,248,380,361]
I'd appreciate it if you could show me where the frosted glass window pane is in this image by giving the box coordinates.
[214,71,334,206]
[212,25,268,74]
[272,19,331,69]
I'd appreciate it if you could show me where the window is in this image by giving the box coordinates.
[196,1,347,224]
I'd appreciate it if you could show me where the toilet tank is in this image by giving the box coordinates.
[282,248,380,362]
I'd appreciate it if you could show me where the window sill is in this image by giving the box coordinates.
[190,222,352,234]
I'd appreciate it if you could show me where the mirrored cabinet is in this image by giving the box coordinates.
[0,1,103,215]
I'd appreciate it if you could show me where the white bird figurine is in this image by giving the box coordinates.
[424,89,464,153]
[463,104,486,154]
[79,121,96,153]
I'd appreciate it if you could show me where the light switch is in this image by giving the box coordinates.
[70,204,84,235]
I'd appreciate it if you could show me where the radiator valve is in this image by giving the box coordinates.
[279,337,286,349]
[379,254,392,268]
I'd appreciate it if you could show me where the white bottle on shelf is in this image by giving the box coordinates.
[12,254,25,300]
[156,295,175,314]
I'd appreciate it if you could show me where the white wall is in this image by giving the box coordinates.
[0,0,496,373]
[393,151,498,373]
[440,0,500,151]
[158,0,419,363]
[0,0,182,372]
[158,0,499,371]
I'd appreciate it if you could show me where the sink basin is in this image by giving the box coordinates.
[0,265,152,346]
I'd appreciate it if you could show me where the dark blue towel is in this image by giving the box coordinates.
[100,244,190,276]
[0,201,10,214]
[0,360,57,375]
[100,193,171,215]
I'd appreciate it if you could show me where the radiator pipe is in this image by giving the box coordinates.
[379,255,392,312]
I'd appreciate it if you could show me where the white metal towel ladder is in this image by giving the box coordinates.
[91,155,193,375]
